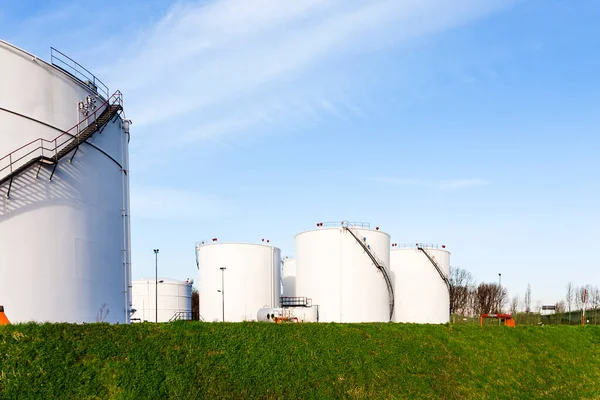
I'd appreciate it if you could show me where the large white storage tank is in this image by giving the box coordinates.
[131,278,193,323]
[294,221,393,323]
[196,241,281,322]
[391,244,450,324]
[0,41,131,323]
[281,257,296,297]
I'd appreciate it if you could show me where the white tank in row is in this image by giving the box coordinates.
[295,221,392,323]
[0,40,131,324]
[196,240,281,322]
[131,278,193,323]
[391,244,450,324]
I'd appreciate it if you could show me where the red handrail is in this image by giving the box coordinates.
[0,91,122,180]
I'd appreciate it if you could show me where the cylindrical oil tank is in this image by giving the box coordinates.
[281,257,296,297]
[391,244,450,324]
[131,278,193,323]
[295,223,391,323]
[0,40,131,323]
[196,242,281,322]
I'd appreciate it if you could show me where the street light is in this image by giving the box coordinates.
[154,249,159,323]
[218,267,226,322]
[498,273,502,314]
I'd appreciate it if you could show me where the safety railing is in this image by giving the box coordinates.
[281,297,312,307]
[345,226,395,321]
[51,47,109,99]
[417,246,450,291]
[394,243,443,250]
[317,220,371,229]
[0,91,123,187]
[168,311,198,322]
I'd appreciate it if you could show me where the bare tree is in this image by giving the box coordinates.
[474,283,507,314]
[591,286,600,310]
[575,286,584,311]
[510,295,520,315]
[591,286,600,324]
[449,266,475,317]
[191,287,200,320]
[566,282,574,314]
[555,300,566,314]
[524,284,532,313]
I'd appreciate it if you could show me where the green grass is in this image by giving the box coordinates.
[1,323,600,399]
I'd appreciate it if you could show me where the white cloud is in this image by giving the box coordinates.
[131,186,236,220]
[99,0,515,140]
[374,177,489,190]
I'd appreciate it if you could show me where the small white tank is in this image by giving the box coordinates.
[131,278,193,323]
[391,244,450,324]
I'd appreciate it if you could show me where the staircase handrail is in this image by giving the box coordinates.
[0,91,122,183]
[344,226,395,321]
[318,221,371,229]
[50,47,109,99]
[417,246,450,291]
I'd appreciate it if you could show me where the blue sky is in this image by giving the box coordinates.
[2,0,599,309]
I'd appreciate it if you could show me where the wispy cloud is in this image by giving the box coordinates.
[95,0,515,142]
[131,186,236,220]
[374,177,489,190]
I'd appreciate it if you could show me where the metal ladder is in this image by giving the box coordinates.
[417,246,450,291]
[345,226,395,321]
[0,92,123,198]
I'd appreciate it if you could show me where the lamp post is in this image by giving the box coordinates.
[219,267,226,322]
[498,273,502,314]
[154,249,159,323]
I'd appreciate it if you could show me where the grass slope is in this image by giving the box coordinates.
[1,323,600,399]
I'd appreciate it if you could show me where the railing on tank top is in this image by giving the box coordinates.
[50,47,109,99]
[317,220,371,229]
[394,243,442,250]
[0,91,123,188]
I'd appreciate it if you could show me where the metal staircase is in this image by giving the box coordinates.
[344,226,395,321]
[168,311,202,322]
[417,246,450,291]
[0,92,123,198]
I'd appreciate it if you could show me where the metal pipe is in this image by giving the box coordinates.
[220,267,226,322]
[154,249,159,322]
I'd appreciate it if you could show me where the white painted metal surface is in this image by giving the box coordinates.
[131,278,193,322]
[281,257,296,297]
[196,242,281,322]
[391,245,450,324]
[294,224,391,323]
[0,41,131,323]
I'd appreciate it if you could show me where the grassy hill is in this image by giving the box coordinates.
[1,322,599,399]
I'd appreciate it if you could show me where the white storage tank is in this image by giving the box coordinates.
[294,221,393,323]
[281,257,296,297]
[131,278,193,323]
[391,243,450,324]
[0,41,131,323]
[196,240,281,322]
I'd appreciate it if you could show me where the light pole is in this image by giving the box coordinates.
[154,249,159,323]
[498,273,502,314]
[218,267,226,322]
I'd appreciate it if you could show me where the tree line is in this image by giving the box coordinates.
[449,267,599,319]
